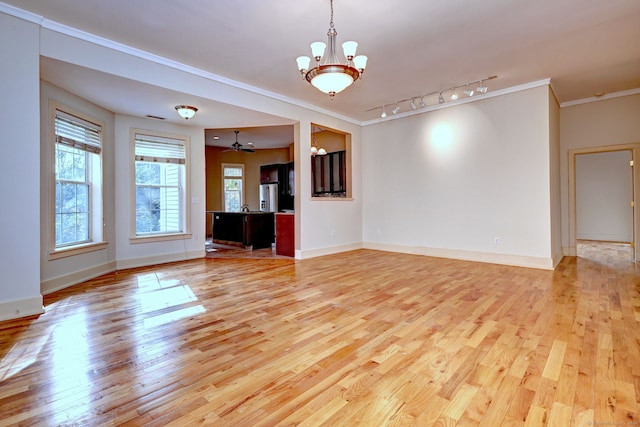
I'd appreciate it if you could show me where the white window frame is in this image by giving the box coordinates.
[222,163,245,212]
[130,128,191,244]
[49,101,107,260]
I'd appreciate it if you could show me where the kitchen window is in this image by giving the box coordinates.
[50,103,106,259]
[222,164,244,212]
[132,130,191,241]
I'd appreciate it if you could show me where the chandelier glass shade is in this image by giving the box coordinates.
[296,0,367,99]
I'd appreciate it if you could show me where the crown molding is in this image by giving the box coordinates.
[0,1,43,24]
[560,88,640,108]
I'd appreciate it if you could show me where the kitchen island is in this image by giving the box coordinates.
[212,211,274,249]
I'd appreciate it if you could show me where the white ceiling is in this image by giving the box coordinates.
[6,0,640,147]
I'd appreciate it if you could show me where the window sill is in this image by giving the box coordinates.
[310,197,354,201]
[49,241,109,260]
[130,233,192,244]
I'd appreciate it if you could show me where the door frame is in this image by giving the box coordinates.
[568,142,640,260]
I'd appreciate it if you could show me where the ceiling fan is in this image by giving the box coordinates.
[225,130,255,153]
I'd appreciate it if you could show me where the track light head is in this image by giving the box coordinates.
[464,85,474,97]
[381,106,387,118]
[477,81,488,93]
[451,91,459,101]
[419,96,426,108]
[438,92,445,104]
[410,98,417,110]
[392,104,400,115]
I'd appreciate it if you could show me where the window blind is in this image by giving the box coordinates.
[135,134,186,164]
[55,111,102,154]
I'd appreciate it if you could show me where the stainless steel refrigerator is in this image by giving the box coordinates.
[259,183,278,212]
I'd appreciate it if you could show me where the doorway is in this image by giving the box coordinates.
[568,143,640,261]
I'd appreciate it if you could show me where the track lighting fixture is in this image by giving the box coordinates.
[367,75,497,118]
[463,85,474,97]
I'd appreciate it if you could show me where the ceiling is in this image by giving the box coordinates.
[7,0,640,147]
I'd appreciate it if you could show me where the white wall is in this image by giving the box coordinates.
[0,12,43,320]
[575,151,632,242]
[39,82,117,294]
[560,94,640,251]
[549,88,563,265]
[362,85,555,269]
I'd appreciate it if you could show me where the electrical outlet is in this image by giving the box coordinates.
[494,237,501,245]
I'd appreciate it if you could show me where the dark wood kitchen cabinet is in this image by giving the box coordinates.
[275,213,294,257]
[212,212,274,249]
[312,150,345,196]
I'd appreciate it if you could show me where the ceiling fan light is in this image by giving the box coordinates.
[175,105,197,120]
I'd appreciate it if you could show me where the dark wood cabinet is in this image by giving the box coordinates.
[260,163,294,211]
[312,150,345,196]
[260,164,280,184]
[212,212,274,249]
[276,213,294,257]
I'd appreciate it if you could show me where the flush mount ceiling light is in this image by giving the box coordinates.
[367,75,497,118]
[296,0,368,99]
[175,105,198,120]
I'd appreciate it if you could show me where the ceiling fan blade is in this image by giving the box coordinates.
[241,148,255,153]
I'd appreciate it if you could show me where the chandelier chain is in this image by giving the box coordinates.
[329,0,334,29]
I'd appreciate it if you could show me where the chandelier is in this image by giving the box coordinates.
[296,0,368,99]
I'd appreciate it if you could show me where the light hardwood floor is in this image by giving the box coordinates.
[0,246,639,426]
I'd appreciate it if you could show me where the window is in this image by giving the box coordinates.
[51,106,104,256]
[222,164,244,211]
[133,131,190,239]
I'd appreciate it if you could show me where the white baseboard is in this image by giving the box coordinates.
[0,295,44,321]
[363,242,556,270]
[41,260,117,295]
[299,242,363,260]
[116,249,204,270]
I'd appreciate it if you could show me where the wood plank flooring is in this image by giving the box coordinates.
[1,247,639,426]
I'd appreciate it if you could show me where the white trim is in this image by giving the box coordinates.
[0,296,44,322]
[560,88,640,108]
[48,241,109,260]
[361,79,553,126]
[0,2,43,24]
[299,242,363,259]
[362,242,556,270]
[129,233,192,244]
[41,260,117,295]
[116,249,204,270]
